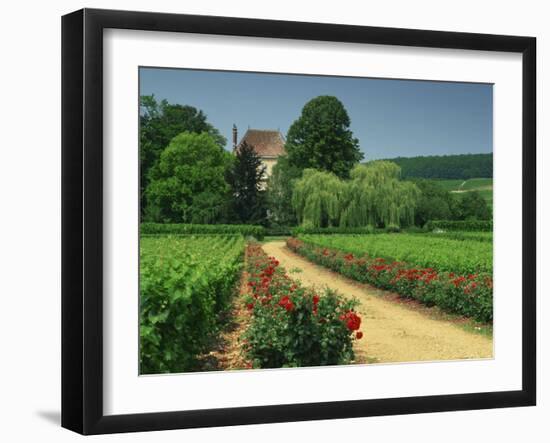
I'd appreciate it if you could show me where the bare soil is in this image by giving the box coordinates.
[262,241,493,365]
[196,267,252,371]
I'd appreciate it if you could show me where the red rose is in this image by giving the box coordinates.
[356,331,363,339]
[341,311,361,331]
[278,295,295,312]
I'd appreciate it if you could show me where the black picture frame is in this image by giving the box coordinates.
[61,8,536,435]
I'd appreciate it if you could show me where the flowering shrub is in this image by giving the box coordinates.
[287,237,492,323]
[242,244,362,368]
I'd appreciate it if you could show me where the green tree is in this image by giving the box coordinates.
[292,161,420,229]
[340,162,420,228]
[266,156,302,227]
[140,95,227,218]
[385,153,493,179]
[412,179,455,226]
[285,96,363,178]
[292,169,344,228]
[225,141,267,224]
[145,132,232,223]
[459,191,492,221]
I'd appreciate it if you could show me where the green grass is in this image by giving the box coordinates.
[433,177,493,192]
[461,178,493,190]
[433,179,465,191]
[476,189,493,207]
[430,178,493,207]
[420,231,493,243]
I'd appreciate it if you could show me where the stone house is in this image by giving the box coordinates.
[232,125,286,183]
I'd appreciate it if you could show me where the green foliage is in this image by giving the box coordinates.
[145,132,233,223]
[140,235,244,374]
[383,153,493,179]
[297,233,492,274]
[431,179,466,191]
[410,179,492,226]
[266,156,301,227]
[285,96,363,178]
[288,237,493,322]
[425,220,493,232]
[140,223,265,239]
[291,162,420,229]
[340,162,420,228]
[264,226,293,236]
[421,231,493,243]
[460,178,493,190]
[292,169,344,228]
[225,141,267,224]
[140,95,226,217]
[242,244,360,368]
[458,191,492,221]
[412,179,456,226]
[291,226,375,236]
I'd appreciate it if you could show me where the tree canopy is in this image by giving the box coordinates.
[411,179,491,225]
[285,96,363,179]
[412,179,456,226]
[140,95,226,218]
[292,161,420,229]
[225,141,267,224]
[266,156,301,227]
[145,132,233,224]
[383,153,493,179]
[340,162,420,228]
[292,169,344,228]
[458,191,492,221]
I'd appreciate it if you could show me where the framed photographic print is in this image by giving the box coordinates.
[61,8,536,435]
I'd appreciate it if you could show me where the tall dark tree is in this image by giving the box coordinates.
[140,95,226,218]
[226,142,267,224]
[285,96,363,179]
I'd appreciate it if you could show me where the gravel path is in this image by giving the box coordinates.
[262,241,493,365]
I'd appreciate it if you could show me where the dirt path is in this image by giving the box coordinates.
[262,241,493,364]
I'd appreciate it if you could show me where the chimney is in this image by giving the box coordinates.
[232,124,238,150]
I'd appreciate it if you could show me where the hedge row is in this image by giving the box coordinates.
[291,226,376,236]
[425,220,493,232]
[140,223,265,239]
[287,238,492,322]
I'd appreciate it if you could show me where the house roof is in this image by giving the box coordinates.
[237,129,286,158]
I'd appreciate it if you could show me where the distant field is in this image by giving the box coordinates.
[434,179,465,191]
[434,178,493,208]
[461,178,493,190]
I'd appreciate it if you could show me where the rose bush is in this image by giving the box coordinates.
[242,244,362,368]
[287,237,492,323]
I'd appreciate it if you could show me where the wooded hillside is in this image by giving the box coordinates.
[380,153,493,179]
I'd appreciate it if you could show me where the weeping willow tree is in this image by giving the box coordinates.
[292,169,344,228]
[340,161,420,228]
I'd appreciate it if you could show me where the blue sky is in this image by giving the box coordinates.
[139,67,493,160]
